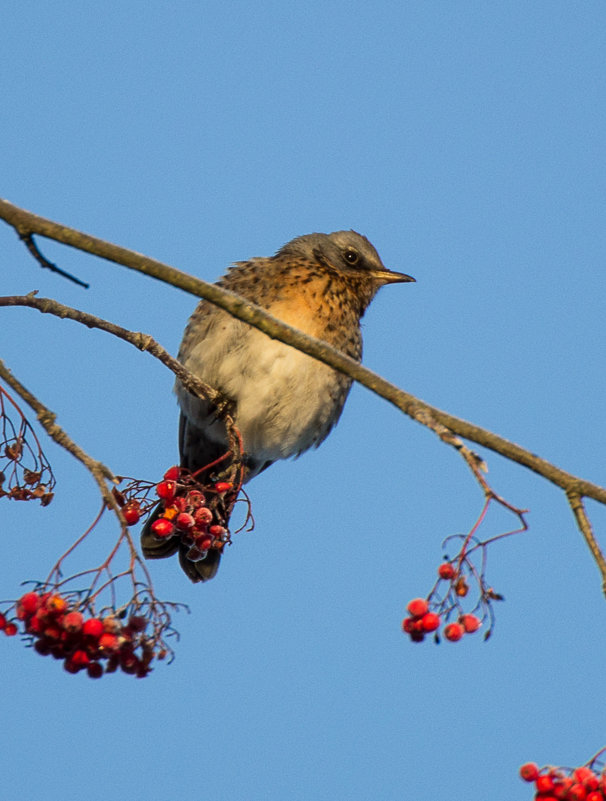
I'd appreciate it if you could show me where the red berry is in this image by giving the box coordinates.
[99,632,120,651]
[4,622,18,636]
[156,480,177,502]
[186,490,205,506]
[574,768,599,790]
[70,649,90,668]
[209,524,226,537]
[195,535,213,551]
[175,512,195,531]
[63,611,84,633]
[536,775,555,794]
[519,763,540,782]
[0,612,6,630]
[460,614,481,633]
[26,615,42,634]
[406,598,429,618]
[87,662,103,679]
[568,783,588,801]
[444,623,464,642]
[194,507,213,526]
[554,777,575,799]
[63,658,81,674]
[214,481,232,493]
[402,617,414,634]
[44,624,62,641]
[163,465,181,481]
[82,618,104,639]
[122,502,141,526]
[151,518,175,538]
[438,563,455,580]
[586,792,602,801]
[420,612,441,632]
[18,591,41,616]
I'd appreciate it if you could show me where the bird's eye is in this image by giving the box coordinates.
[344,249,359,265]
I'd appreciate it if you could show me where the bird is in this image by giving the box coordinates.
[141,230,414,582]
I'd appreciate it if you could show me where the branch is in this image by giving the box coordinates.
[2,199,606,586]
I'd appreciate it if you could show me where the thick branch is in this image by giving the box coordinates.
[3,198,606,586]
[1,198,604,504]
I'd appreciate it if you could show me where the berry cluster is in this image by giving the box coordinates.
[2,590,160,678]
[0,386,56,505]
[401,544,504,644]
[520,761,606,800]
[125,466,231,563]
[401,596,481,643]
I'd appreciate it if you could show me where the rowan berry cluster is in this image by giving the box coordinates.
[1,590,163,678]
[520,760,606,800]
[401,595,481,643]
[118,466,232,563]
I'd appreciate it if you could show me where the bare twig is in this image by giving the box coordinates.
[18,231,89,288]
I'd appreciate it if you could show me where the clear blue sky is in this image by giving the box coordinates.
[2,3,606,800]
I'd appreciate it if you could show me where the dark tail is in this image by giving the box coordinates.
[140,502,223,583]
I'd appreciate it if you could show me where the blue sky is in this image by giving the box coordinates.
[2,3,606,799]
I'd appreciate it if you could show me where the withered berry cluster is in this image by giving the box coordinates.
[121,466,231,563]
[520,761,606,800]
[2,591,159,678]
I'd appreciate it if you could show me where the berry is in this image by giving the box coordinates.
[0,612,6,630]
[82,618,104,639]
[163,465,181,481]
[535,775,555,794]
[70,649,90,668]
[122,502,141,526]
[574,768,598,790]
[568,784,588,801]
[195,535,213,552]
[175,512,195,531]
[156,480,177,502]
[99,632,120,651]
[519,763,540,782]
[209,525,226,537]
[420,612,441,632]
[554,777,575,798]
[402,617,414,634]
[63,611,84,633]
[18,592,41,616]
[151,518,175,538]
[586,792,602,801]
[194,507,213,526]
[438,563,456,580]
[87,662,103,679]
[406,598,429,618]
[460,614,481,633]
[46,594,67,614]
[214,481,232,493]
[444,623,464,642]
[4,622,18,636]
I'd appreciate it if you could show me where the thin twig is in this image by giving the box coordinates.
[18,232,89,288]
